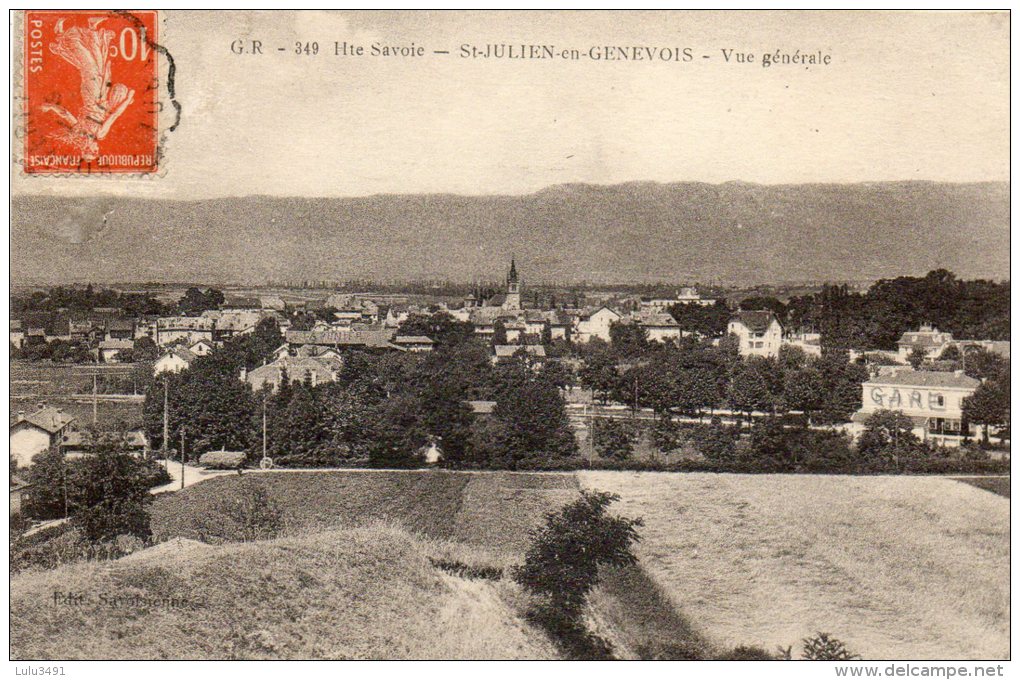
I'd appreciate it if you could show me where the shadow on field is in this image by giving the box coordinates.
[592,563,712,660]
[951,476,1010,498]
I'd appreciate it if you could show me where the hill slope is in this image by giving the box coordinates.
[10,524,557,660]
[11,181,1009,285]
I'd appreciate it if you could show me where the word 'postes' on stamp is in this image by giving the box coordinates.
[24,10,159,174]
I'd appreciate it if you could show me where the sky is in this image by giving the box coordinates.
[12,10,1010,199]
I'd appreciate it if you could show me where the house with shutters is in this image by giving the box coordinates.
[852,369,980,447]
[727,310,783,358]
[10,406,75,467]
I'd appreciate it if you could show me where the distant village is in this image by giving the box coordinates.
[9,259,1011,477]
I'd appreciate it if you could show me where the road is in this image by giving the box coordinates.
[150,461,234,494]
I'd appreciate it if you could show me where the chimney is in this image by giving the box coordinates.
[239,367,247,381]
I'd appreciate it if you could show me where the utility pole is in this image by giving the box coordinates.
[162,377,169,470]
[262,394,268,461]
[180,426,186,491]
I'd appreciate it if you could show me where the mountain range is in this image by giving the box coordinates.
[11,181,1009,286]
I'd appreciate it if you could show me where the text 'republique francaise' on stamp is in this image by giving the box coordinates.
[19,10,177,176]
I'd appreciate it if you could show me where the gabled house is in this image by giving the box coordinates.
[575,307,621,344]
[897,325,954,361]
[242,355,341,392]
[636,312,683,343]
[189,339,215,357]
[727,310,783,358]
[10,406,75,467]
[492,344,546,365]
[153,346,198,376]
[99,339,134,363]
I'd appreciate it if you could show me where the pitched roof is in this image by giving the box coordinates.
[730,310,780,333]
[161,347,198,363]
[99,339,134,350]
[637,312,679,328]
[866,370,980,390]
[393,335,435,345]
[60,430,148,449]
[286,329,395,349]
[465,400,496,414]
[246,356,338,385]
[15,407,75,434]
[493,344,546,357]
[897,330,952,347]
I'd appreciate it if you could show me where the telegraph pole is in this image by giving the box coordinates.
[163,376,170,469]
[180,426,186,490]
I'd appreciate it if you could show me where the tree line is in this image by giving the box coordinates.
[142,316,579,470]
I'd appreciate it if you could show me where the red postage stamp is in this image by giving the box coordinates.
[23,10,159,174]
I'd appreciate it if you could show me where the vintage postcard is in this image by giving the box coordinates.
[7,9,1010,672]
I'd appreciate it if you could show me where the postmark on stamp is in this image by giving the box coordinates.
[23,10,160,174]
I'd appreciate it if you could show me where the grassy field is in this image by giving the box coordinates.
[13,469,1008,660]
[578,471,1010,660]
[10,524,556,660]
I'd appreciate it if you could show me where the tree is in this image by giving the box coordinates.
[578,350,620,404]
[694,417,738,464]
[857,410,925,470]
[543,359,575,391]
[739,296,787,320]
[962,347,1009,382]
[492,358,578,468]
[609,321,649,359]
[907,347,927,369]
[24,447,70,520]
[492,319,508,345]
[728,357,780,423]
[178,287,224,316]
[748,418,799,472]
[397,311,475,349]
[963,372,1010,444]
[592,419,635,460]
[513,491,642,658]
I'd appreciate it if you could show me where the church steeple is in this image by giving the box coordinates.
[503,256,521,310]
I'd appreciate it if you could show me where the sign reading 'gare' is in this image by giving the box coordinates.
[869,387,946,412]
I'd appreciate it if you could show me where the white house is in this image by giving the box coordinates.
[636,312,683,343]
[492,344,546,365]
[852,369,980,447]
[99,339,134,362]
[188,340,214,357]
[640,287,715,313]
[155,316,215,347]
[897,325,954,361]
[727,310,783,358]
[153,347,198,376]
[575,307,621,344]
[243,355,340,392]
[10,406,75,468]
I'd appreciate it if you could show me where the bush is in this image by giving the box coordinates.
[10,512,29,539]
[801,632,860,660]
[592,419,636,460]
[72,498,152,543]
[156,477,283,544]
[199,450,247,470]
[513,490,642,659]
[716,645,780,660]
[10,525,135,574]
